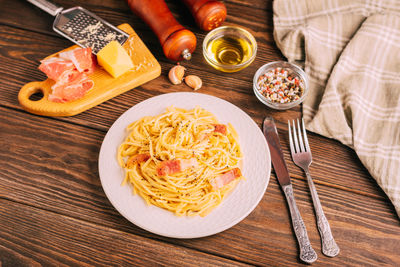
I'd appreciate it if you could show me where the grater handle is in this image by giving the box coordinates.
[27,0,63,17]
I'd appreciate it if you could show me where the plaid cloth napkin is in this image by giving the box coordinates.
[273,0,400,217]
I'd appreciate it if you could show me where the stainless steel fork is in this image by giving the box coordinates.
[288,119,340,257]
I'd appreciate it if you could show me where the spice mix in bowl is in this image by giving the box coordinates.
[253,61,308,110]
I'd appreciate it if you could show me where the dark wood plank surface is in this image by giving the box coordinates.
[0,0,399,266]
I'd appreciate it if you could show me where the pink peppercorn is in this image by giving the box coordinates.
[257,67,304,104]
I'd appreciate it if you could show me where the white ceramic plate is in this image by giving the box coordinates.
[99,92,271,238]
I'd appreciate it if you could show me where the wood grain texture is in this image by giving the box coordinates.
[0,0,399,266]
[0,23,393,206]
[1,107,399,266]
[0,199,251,267]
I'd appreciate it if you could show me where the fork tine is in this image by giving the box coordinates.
[297,119,305,152]
[292,120,300,153]
[302,118,311,152]
[288,120,295,155]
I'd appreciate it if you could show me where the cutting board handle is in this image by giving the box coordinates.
[18,80,76,117]
[19,81,52,116]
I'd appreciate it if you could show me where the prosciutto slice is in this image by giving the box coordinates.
[38,57,75,81]
[59,47,96,74]
[38,47,97,103]
[48,69,94,103]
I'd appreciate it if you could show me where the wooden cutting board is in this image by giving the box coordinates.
[18,23,161,117]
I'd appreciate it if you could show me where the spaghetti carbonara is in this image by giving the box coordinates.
[118,106,244,216]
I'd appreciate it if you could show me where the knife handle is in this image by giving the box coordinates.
[282,184,318,264]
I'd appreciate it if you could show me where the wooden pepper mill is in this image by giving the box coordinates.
[181,0,227,31]
[125,0,197,61]
[125,0,227,61]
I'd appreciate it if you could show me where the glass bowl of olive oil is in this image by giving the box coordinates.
[203,26,257,72]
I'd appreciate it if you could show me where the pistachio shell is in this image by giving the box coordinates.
[185,75,202,90]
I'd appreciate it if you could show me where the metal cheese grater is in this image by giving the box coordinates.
[27,0,129,54]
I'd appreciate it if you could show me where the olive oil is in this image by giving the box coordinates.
[206,35,253,72]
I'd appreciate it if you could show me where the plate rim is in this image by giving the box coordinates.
[98,92,271,238]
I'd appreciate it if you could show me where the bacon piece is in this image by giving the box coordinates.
[212,124,227,135]
[198,133,210,141]
[180,158,198,170]
[126,153,151,167]
[210,168,242,190]
[59,47,96,73]
[157,158,198,176]
[38,57,75,81]
[197,124,227,141]
[49,69,94,103]
[157,160,180,176]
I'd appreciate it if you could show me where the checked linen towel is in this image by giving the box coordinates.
[273,0,400,217]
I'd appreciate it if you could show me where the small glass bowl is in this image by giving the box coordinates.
[202,26,257,72]
[253,61,309,110]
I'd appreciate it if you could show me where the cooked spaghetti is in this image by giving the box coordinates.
[117,106,244,216]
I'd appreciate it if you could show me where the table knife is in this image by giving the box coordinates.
[263,117,317,264]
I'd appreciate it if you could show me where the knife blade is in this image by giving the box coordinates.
[263,116,318,264]
[263,117,290,186]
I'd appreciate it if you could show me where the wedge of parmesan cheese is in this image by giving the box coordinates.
[97,40,134,78]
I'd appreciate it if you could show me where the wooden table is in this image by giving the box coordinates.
[1,0,399,266]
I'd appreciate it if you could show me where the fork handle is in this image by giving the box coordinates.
[282,184,317,264]
[305,171,340,257]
